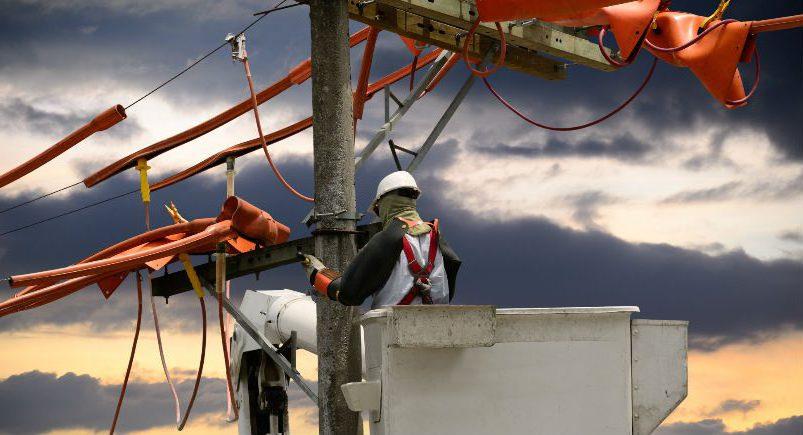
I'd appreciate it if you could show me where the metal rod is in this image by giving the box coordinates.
[354,51,450,170]
[199,277,319,404]
[407,54,487,173]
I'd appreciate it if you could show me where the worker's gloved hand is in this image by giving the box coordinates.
[301,254,326,284]
[301,254,341,300]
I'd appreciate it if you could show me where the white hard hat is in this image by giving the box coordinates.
[370,171,420,213]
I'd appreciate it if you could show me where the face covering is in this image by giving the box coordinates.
[377,193,430,236]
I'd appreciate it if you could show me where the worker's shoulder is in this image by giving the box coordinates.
[376,218,407,239]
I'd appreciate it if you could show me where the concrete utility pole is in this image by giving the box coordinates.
[309,1,362,434]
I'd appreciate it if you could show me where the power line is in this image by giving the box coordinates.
[0,180,84,215]
[0,189,138,238]
[124,1,303,110]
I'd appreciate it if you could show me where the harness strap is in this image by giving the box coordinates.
[398,219,440,305]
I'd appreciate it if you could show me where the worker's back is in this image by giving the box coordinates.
[372,220,450,308]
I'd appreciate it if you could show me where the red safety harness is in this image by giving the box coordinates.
[397,218,440,305]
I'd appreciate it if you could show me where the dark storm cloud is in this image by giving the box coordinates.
[662,171,803,204]
[475,133,654,161]
[0,98,86,136]
[0,98,142,139]
[655,416,803,435]
[662,181,744,204]
[0,371,228,434]
[706,399,762,417]
[682,130,738,171]
[749,171,803,200]
[779,230,803,244]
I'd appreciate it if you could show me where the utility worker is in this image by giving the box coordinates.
[302,171,460,308]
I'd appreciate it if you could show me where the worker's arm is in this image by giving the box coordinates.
[305,220,404,306]
[439,234,461,301]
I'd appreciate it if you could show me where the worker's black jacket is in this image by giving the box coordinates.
[326,219,461,306]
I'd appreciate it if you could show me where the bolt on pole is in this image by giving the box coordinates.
[309,1,363,434]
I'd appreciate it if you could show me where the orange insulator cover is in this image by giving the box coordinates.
[0,105,125,189]
[2,197,289,313]
[14,218,216,297]
[150,118,314,193]
[475,0,631,22]
[646,12,752,108]
[554,0,661,59]
[0,273,119,317]
[218,196,290,246]
[354,27,381,121]
[9,221,236,288]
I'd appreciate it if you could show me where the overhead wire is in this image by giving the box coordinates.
[124,1,303,110]
[0,188,138,238]
[109,271,143,435]
[0,180,83,215]
[483,57,658,131]
[725,48,760,106]
[178,297,207,432]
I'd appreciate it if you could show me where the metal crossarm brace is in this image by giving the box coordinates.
[406,52,489,172]
[354,50,450,170]
[150,223,382,298]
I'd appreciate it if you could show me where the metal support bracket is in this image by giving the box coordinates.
[225,32,247,62]
[405,52,489,172]
[388,139,418,170]
[199,277,318,404]
[354,50,450,170]
[303,209,364,227]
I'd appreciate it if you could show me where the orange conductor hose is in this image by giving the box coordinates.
[109,271,143,434]
[177,296,207,431]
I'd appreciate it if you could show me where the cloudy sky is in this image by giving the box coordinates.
[0,0,801,434]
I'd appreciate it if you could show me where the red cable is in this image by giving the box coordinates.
[483,58,658,131]
[218,289,239,420]
[243,57,314,203]
[177,296,207,431]
[109,271,143,435]
[725,47,761,106]
[599,27,632,68]
[462,17,507,78]
[645,19,737,53]
[597,25,651,68]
